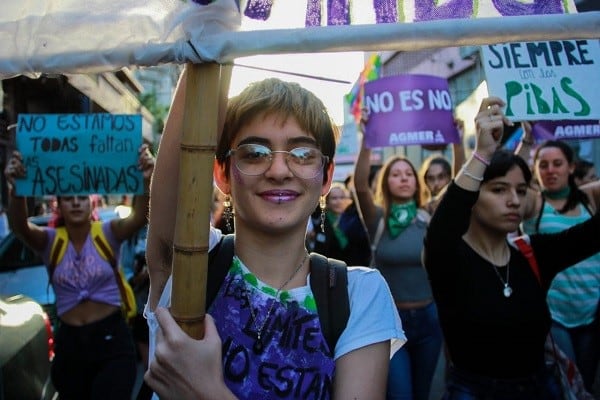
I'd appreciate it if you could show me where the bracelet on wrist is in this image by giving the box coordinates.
[462,169,483,182]
[472,151,491,166]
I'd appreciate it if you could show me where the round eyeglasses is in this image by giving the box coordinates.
[226,144,329,179]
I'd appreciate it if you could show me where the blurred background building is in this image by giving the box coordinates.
[335,0,600,180]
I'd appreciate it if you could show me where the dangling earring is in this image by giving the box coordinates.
[223,195,233,232]
[319,195,326,232]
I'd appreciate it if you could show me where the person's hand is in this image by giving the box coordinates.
[3,151,26,189]
[145,309,233,400]
[358,108,370,150]
[138,144,155,182]
[474,97,513,159]
[520,121,534,145]
[454,118,465,141]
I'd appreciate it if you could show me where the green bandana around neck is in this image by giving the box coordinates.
[387,200,417,239]
[543,186,571,200]
[326,210,349,249]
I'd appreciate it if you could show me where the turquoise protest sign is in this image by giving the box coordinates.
[15,114,142,196]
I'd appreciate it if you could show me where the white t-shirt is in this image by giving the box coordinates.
[145,227,405,398]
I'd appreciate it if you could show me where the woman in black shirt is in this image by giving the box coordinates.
[423,96,600,399]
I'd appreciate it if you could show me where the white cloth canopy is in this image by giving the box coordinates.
[1,0,598,77]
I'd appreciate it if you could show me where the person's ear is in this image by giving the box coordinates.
[213,159,230,195]
[321,162,335,196]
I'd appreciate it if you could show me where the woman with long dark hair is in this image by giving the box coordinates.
[423,96,600,399]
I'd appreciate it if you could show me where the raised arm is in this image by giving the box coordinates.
[3,151,47,252]
[454,97,511,192]
[451,118,466,177]
[581,179,600,213]
[425,97,512,273]
[110,144,154,241]
[146,68,188,310]
[514,121,535,164]
[353,126,378,229]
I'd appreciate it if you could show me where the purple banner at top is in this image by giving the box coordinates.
[363,75,459,148]
[532,120,600,141]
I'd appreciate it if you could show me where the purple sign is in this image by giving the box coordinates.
[363,75,459,148]
[532,120,600,141]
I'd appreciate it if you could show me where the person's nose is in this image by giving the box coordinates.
[264,152,293,178]
[507,189,521,207]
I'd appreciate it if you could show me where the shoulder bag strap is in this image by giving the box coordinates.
[512,235,541,285]
[90,221,136,315]
[370,218,384,266]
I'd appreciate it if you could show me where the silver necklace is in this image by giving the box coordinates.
[491,262,512,297]
[246,250,309,354]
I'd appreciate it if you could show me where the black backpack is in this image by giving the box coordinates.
[206,234,350,353]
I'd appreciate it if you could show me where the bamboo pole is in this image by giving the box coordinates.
[170,62,232,339]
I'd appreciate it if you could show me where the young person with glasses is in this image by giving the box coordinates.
[143,67,405,400]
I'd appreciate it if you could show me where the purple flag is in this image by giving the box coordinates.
[363,75,460,148]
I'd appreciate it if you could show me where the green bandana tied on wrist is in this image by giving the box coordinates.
[388,201,417,239]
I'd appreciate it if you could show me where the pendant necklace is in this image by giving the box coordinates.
[491,262,512,297]
[246,250,309,354]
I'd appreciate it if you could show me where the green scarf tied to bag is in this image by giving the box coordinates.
[388,201,417,239]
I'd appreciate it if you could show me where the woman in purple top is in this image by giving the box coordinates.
[4,145,154,400]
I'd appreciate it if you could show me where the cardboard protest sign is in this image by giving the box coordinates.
[15,114,143,196]
[482,39,600,121]
[362,75,459,149]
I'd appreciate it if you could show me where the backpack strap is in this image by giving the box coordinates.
[49,227,68,278]
[50,222,115,270]
[309,253,349,354]
[206,234,235,307]
[89,221,137,317]
[512,235,541,285]
[49,221,134,316]
[370,218,384,267]
[91,221,116,267]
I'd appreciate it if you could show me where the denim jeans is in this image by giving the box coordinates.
[550,318,600,392]
[442,366,562,400]
[387,302,443,400]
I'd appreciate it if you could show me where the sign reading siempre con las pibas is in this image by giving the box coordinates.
[482,39,600,121]
[15,113,143,196]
